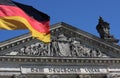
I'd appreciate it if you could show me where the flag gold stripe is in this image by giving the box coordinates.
[0,16,50,42]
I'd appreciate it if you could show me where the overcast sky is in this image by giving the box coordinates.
[0,0,120,43]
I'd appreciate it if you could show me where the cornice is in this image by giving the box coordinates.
[0,36,35,51]
[0,56,120,65]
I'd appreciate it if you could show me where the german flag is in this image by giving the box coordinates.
[0,0,50,43]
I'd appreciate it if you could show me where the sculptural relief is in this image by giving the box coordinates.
[71,40,85,57]
[9,34,106,57]
[56,34,71,56]
[71,40,102,57]
[49,40,59,56]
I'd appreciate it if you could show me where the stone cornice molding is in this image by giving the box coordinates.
[0,56,120,65]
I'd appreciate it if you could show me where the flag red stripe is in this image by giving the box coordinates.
[0,5,50,33]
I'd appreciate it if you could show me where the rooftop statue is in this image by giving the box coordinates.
[96,16,119,43]
[96,16,112,39]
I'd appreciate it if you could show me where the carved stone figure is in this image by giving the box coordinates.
[30,44,37,55]
[96,16,119,43]
[40,44,48,56]
[71,40,84,57]
[49,40,60,56]
[50,34,72,56]
[82,45,91,57]
[57,34,72,56]
[35,43,45,56]
[24,46,31,55]
[20,47,25,55]
[71,39,102,57]
[96,16,111,39]
[89,48,102,57]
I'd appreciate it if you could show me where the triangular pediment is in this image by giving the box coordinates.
[0,22,120,58]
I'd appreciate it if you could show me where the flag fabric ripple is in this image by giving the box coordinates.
[0,0,50,43]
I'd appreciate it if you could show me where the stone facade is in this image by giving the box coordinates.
[0,22,120,78]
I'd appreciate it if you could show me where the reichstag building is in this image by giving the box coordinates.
[0,17,120,78]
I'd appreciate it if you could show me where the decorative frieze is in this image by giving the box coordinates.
[6,34,107,58]
[0,37,33,51]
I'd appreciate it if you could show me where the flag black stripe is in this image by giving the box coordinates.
[0,0,16,6]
